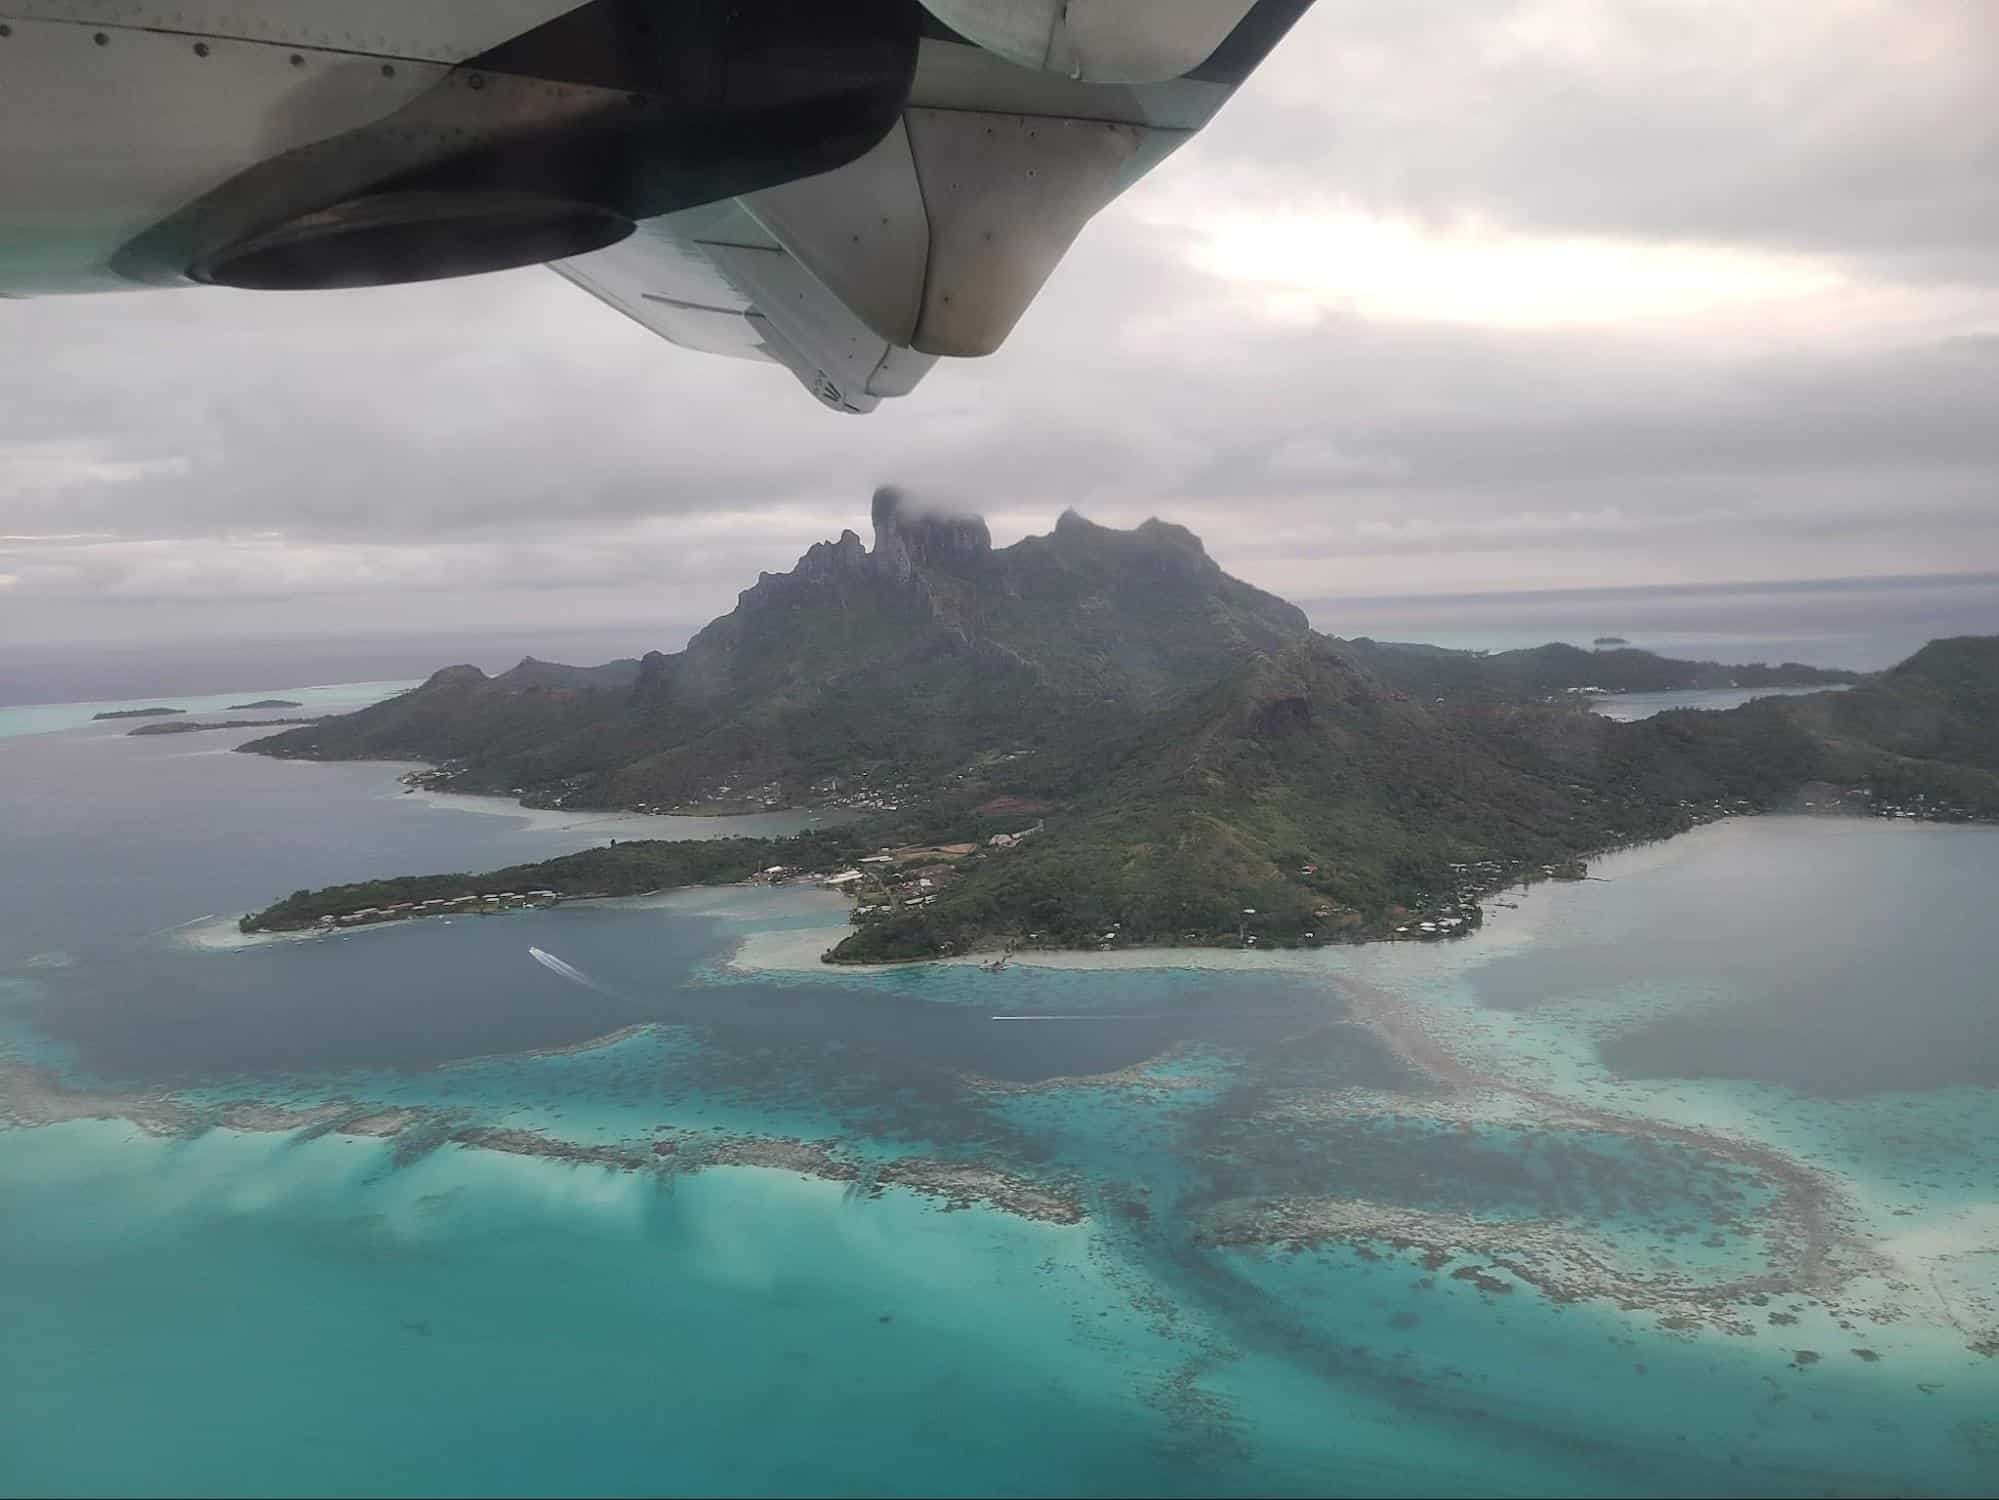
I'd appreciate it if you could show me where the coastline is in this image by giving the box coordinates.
[390,780,840,839]
[232,777,1993,953]
[725,921,1340,977]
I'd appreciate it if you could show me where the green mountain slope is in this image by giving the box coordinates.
[1341,638,1858,703]
[1805,637,1999,772]
[829,635,1995,961]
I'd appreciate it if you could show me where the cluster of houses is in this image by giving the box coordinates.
[398,764,465,792]
[627,777,790,815]
[641,770,933,817]
[1371,857,1504,941]
[883,862,959,908]
[1393,913,1470,938]
[1801,785,1987,823]
[815,837,1021,918]
[653,757,1050,821]
[802,771,917,815]
[320,889,561,927]
[817,822,1044,909]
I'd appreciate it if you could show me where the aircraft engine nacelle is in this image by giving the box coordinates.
[0,0,921,295]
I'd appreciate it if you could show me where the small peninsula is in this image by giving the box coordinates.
[238,497,1999,958]
[227,698,302,710]
[240,832,872,933]
[92,706,183,720]
[130,717,321,736]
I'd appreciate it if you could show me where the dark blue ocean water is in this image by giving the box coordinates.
[3,709,1997,1497]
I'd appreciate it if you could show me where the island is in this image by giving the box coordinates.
[129,717,322,736]
[226,698,303,710]
[237,494,1999,959]
[92,706,183,720]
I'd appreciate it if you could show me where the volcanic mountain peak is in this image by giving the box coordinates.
[871,485,993,580]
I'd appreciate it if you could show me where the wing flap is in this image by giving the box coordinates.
[741,121,930,348]
[551,221,772,365]
[902,108,1147,357]
[554,208,938,413]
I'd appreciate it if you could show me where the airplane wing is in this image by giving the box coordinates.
[0,0,1307,411]
[551,7,1305,412]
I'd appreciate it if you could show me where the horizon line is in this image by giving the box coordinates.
[9,567,1995,656]
[1292,568,1999,610]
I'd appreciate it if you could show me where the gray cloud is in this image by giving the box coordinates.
[1197,0,1999,277]
[2,0,1995,648]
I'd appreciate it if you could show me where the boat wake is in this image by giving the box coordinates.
[528,946,619,998]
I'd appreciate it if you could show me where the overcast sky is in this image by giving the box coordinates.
[3,0,1995,650]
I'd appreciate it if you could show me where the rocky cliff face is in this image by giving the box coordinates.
[869,485,992,581]
[708,482,991,625]
[722,528,863,608]
[681,490,1292,681]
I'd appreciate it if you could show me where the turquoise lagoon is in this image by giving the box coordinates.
[0,679,420,741]
[3,721,1997,1497]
